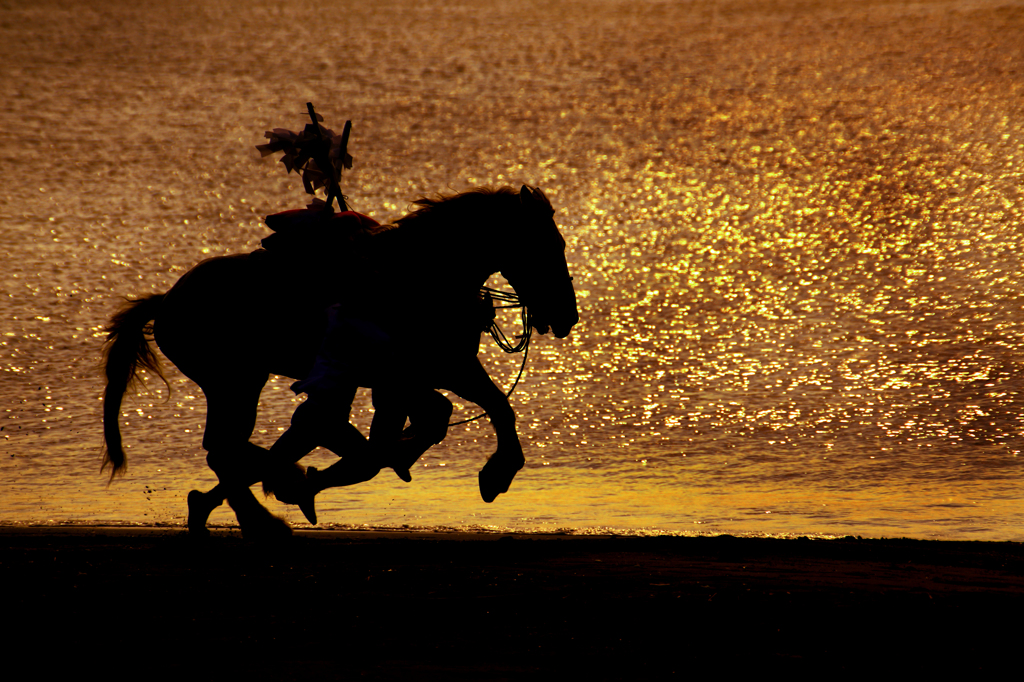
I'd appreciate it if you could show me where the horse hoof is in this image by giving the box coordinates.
[240,508,293,541]
[299,467,320,525]
[299,500,318,525]
[478,455,524,503]
[187,490,214,535]
[249,518,292,541]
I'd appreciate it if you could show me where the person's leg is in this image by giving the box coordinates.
[362,385,453,482]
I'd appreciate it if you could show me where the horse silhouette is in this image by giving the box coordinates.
[101,186,579,537]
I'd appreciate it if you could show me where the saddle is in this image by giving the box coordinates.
[260,208,380,255]
[254,208,382,309]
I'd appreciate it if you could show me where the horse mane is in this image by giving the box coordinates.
[378,186,521,237]
[362,186,529,274]
[397,186,519,224]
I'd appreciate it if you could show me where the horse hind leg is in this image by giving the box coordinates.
[189,444,279,535]
[189,377,291,540]
[186,440,273,534]
[187,487,221,535]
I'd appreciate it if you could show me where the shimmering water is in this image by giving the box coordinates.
[2,0,1023,540]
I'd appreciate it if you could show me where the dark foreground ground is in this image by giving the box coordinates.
[2,527,1021,679]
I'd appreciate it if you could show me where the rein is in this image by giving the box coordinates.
[448,286,533,426]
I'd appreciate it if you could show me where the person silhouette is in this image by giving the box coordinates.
[264,289,496,523]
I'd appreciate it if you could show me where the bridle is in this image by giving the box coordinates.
[447,185,572,425]
[448,285,533,426]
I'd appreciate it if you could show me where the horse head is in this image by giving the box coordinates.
[500,185,579,339]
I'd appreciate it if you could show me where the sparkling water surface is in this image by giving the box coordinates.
[2,0,1023,540]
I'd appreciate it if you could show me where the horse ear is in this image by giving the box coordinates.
[520,185,554,216]
[532,186,551,207]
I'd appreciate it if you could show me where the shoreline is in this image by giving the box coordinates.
[5,519,1018,542]
[4,526,1022,677]
[1,522,1022,542]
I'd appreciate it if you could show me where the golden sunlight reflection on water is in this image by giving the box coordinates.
[1,0,1023,539]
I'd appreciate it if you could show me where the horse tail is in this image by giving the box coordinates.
[101,294,169,481]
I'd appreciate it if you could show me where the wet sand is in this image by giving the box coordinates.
[3,527,1021,678]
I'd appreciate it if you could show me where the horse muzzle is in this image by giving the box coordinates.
[552,324,573,339]
[536,282,579,339]
[534,308,578,339]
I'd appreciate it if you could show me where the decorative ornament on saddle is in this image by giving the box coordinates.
[255,103,381,304]
[256,102,353,212]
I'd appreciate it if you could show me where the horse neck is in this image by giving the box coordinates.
[374,213,503,292]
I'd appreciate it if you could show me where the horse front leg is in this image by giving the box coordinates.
[443,358,524,503]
